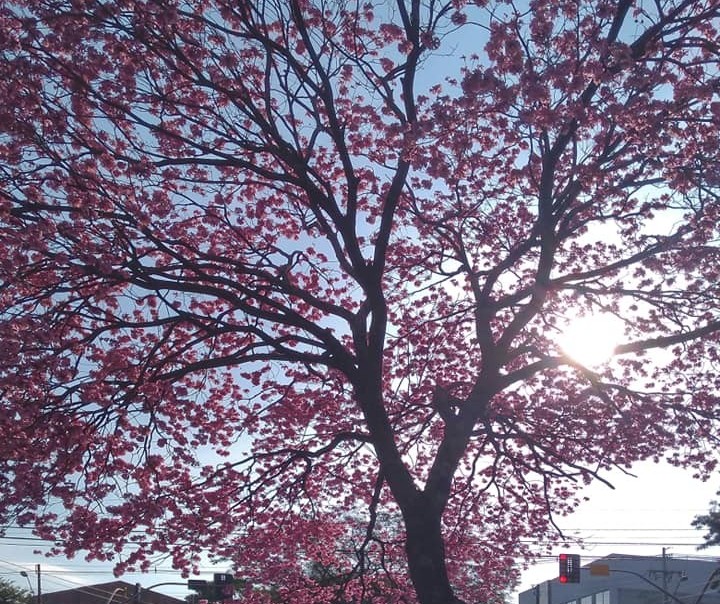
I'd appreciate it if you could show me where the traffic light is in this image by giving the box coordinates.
[213,573,235,602]
[559,553,581,583]
[187,574,235,603]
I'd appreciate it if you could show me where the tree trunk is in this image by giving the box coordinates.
[403,499,465,604]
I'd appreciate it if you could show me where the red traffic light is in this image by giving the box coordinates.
[559,553,581,583]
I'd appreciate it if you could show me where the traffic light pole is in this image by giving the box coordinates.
[127,582,189,604]
[591,568,685,604]
[126,575,238,604]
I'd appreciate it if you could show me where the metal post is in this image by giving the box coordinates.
[663,548,669,604]
[35,564,41,604]
[19,571,33,595]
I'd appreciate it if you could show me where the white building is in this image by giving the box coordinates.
[518,554,720,604]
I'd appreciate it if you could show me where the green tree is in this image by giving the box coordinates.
[0,579,32,604]
[693,498,720,549]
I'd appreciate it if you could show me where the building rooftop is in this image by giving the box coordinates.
[42,580,185,604]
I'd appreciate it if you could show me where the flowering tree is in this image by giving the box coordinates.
[2,0,720,603]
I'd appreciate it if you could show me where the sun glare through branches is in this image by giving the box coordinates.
[557,314,625,368]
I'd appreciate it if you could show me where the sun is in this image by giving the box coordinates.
[557,313,624,367]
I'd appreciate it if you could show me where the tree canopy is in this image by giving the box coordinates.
[694,497,720,549]
[1,1,720,603]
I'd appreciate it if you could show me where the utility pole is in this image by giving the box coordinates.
[35,564,41,604]
[663,547,669,604]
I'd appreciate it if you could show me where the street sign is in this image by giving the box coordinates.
[590,564,610,576]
